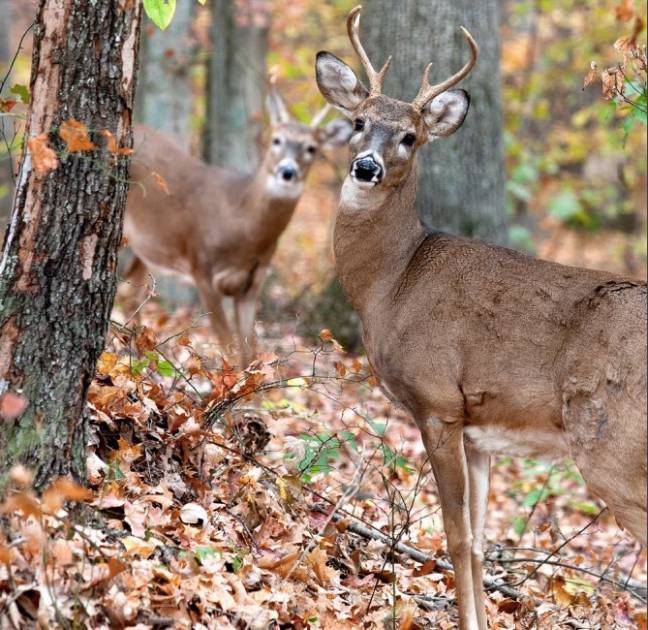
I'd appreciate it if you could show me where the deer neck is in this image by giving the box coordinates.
[239,165,301,256]
[334,164,427,314]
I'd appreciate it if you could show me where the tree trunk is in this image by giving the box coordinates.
[204,0,270,170]
[0,0,13,232]
[132,2,196,306]
[0,0,142,490]
[363,0,507,244]
[136,2,193,147]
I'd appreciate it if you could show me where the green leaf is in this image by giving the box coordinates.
[9,84,29,104]
[194,546,219,562]
[130,357,150,375]
[512,516,526,537]
[157,359,175,377]
[143,0,176,30]
[548,189,584,222]
[522,488,544,508]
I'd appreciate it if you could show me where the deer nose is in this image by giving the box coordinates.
[279,165,298,181]
[352,155,383,183]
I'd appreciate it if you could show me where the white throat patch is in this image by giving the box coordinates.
[340,176,388,211]
[265,174,304,200]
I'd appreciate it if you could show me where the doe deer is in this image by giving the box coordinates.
[123,84,351,367]
[316,7,647,629]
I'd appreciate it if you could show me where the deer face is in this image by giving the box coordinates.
[315,6,476,193]
[264,87,353,198]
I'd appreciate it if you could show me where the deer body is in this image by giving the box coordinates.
[123,92,350,366]
[318,8,646,629]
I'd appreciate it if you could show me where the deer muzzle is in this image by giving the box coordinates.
[351,153,383,184]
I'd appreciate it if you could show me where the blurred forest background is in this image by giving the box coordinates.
[1,0,646,348]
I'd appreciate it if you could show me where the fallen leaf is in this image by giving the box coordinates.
[152,171,170,195]
[42,477,92,512]
[101,129,134,155]
[59,119,96,152]
[28,134,58,175]
[0,392,28,420]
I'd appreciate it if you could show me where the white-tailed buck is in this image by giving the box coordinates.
[123,84,352,367]
[316,7,647,629]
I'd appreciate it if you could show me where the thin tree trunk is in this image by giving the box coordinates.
[363,0,507,244]
[0,0,13,233]
[204,0,270,170]
[0,0,142,490]
[136,2,193,147]
[132,2,196,306]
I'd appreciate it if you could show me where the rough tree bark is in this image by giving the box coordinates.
[0,0,142,489]
[205,0,269,170]
[363,0,507,243]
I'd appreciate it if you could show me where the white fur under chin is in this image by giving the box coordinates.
[265,174,304,200]
[340,176,388,211]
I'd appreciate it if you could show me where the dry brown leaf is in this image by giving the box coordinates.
[615,0,635,22]
[42,477,92,512]
[0,492,41,519]
[152,171,170,195]
[135,325,157,353]
[583,61,598,89]
[412,558,437,577]
[28,133,58,175]
[101,129,134,155]
[0,392,28,420]
[399,604,416,630]
[601,67,625,98]
[305,546,332,586]
[0,545,10,564]
[59,119,96,152]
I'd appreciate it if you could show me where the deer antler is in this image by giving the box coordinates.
[310,103,331,128]
[347,5,392,97]
[411,27,479,111]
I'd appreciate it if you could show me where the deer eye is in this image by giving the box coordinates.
[353,118,365,132]
[402,133,416,147]
[306,145,317,155]
[272,137,282,146]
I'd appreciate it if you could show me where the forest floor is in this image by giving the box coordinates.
[0,300,646,629]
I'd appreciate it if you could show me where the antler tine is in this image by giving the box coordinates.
[347,5,392,97]
[411,26,479,110]
[310,103,331,129]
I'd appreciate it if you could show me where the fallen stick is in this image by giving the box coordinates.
[327,510,524,601]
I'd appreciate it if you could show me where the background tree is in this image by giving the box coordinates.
[205,0,270,169]
[363,0,508,244]
[131,2,197,306]
[0,0,13,227]
[0,0,142,489]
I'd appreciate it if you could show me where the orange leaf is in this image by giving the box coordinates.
[334,361,347,377]
[399,604,416,630]
[0,98,16,113]
[101,129,134,155]
[0,491,41,518]
[305,546,333,586]
[152,171,170,195]
[583,61,598,89]
[0,545,10,564]
[319,328,333,342]
[615,0,635,22]
[412,558,437,577]
[28,134,58,175]
[59,118,96,152]
[0,392,28,420]
[134,325,157,353]
[42,477,92,513]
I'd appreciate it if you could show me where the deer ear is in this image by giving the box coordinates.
[318,118,354,148]
[266,86,291,125]
[422,89,470,141]
[316,51,369,117]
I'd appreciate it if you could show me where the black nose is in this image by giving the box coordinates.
[352,156,383,183]
[280,166,297,181]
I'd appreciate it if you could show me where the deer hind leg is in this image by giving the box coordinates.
[121,255,152,323]
[562,383,647,546]
[416,414,484,630]
[194,275,235,359]
[233,266,267,369]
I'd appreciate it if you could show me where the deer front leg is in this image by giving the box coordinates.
[466,445,490,630]
[417,415,480,630]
